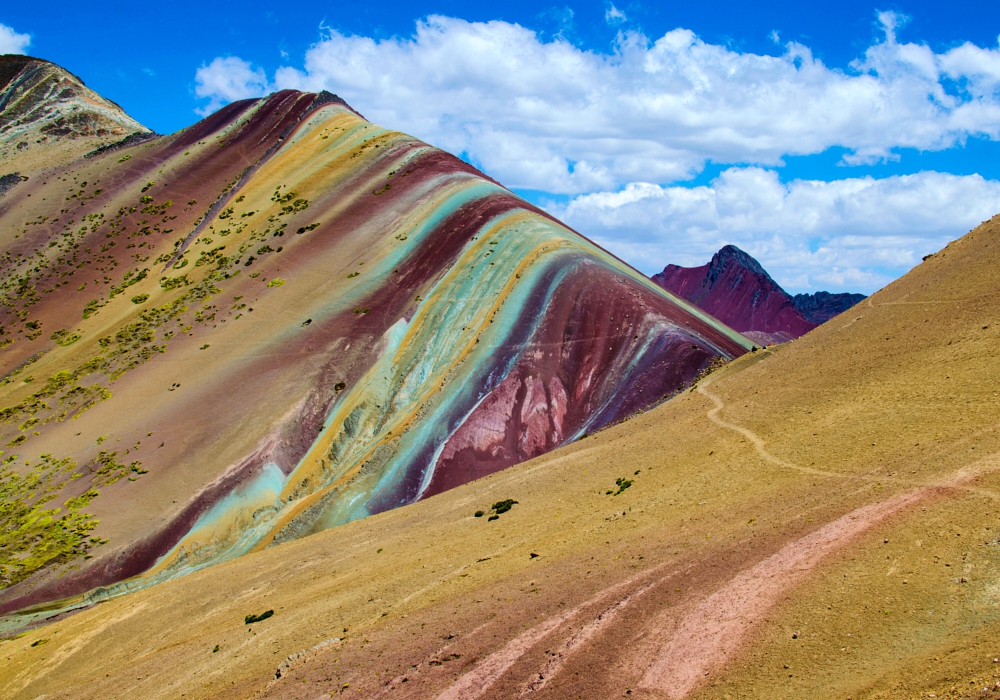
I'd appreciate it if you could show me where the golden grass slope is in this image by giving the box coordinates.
[2,213,1000,699]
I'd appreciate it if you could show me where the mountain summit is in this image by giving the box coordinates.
[652,245,865,344]
[0,54,152,174]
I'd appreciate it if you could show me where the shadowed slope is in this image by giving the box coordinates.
[792,290,867,324]
[0,88,750,620]
[1,210,996,700]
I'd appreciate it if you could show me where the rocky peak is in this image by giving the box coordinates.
[706,244,769,282]
[0,54,152,172]
[652,245,866,344]
[652,245,814,344]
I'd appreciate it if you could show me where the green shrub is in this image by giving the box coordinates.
[160,275,189,291]
[244,610,274,625]
[82,299,103,319]
[492,499,518,514]
[130,294,149,304]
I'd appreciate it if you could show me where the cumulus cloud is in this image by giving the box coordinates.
[552,169,1000,293]
[0,23,31,54]
[186,13,1000,193]
[194,56,268,116]
[192,14,1000,292]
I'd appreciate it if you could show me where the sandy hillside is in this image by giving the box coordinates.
[2,214,1000,699]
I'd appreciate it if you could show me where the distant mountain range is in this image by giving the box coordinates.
[652,245,865,345]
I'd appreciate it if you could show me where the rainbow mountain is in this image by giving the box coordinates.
[0,75,752,623]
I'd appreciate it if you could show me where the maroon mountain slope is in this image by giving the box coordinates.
[652,245,816,344]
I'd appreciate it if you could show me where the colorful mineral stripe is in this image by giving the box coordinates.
[0,90,751,619]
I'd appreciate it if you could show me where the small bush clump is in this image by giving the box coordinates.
[244,610,274,625]
[613,478,633,496]
[478,498,518,522]
[493,499,518,514]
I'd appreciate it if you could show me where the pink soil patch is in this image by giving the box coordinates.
[639,489,924,697]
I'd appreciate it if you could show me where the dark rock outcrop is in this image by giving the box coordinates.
[792,291,867,324]
[0,171,23,197]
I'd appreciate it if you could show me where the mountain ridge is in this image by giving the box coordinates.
[0,80,750,621]
[792,289,867,324]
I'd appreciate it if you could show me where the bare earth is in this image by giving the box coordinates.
[3,214,1000,699]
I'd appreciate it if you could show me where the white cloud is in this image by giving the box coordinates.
[605,4,627,26]
[0,23,31,54]
[552,169,1000,293]
[190,15,1000,293]
[194,56,268,116]
[186,13,1000,194]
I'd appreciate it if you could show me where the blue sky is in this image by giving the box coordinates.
[4,2,1000,293]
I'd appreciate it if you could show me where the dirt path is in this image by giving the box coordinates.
[637,490,924,697]
[697,378,842,479]
[432,561,693,700]
[251,370,1000,700]
[421,390,1000,700]
[420,490,923,700]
